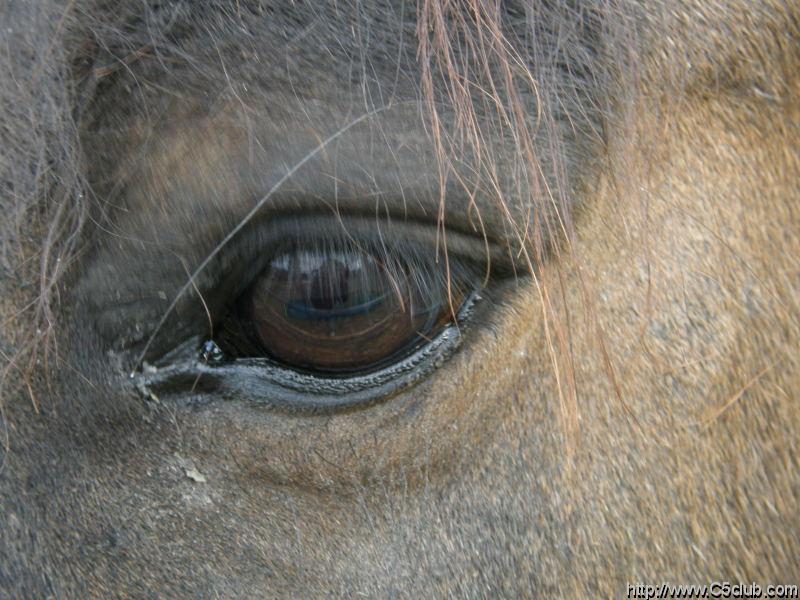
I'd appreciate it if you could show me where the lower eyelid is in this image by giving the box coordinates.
[132,291,481,413]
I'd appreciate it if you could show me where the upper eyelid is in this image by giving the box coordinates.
[219,213,522,282]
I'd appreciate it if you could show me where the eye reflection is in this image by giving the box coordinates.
[216,246,467,374]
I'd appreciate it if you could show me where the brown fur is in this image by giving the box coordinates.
[1,1,798,597]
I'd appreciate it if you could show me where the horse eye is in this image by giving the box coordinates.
[212,246,467,375]
[128,218,494,411]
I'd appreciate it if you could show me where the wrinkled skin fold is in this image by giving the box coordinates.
[1,1,799,598]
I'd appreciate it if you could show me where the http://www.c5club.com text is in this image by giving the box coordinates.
[626,582,798,599]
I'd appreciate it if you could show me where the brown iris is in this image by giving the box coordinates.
[234,248,463,373]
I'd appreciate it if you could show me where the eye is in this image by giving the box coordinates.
[215,246,466,374]
[132,216,494,412]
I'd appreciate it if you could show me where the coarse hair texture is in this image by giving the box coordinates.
[0,1,641,441]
